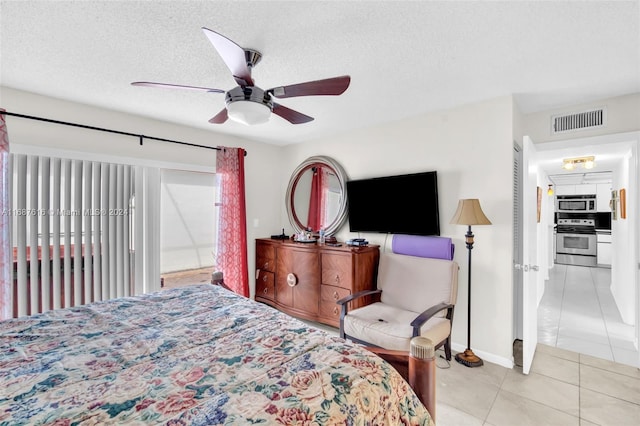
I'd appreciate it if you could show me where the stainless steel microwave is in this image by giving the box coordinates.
[556,195,596,212]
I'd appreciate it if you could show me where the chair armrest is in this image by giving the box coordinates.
[410,302,454,337]
[336,289,382,306]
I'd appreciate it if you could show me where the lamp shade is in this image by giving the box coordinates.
[450,199,492,226]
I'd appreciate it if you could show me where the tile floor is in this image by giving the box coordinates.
[538,264,638,367]
[434,344,640,425]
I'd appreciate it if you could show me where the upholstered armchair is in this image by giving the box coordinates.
[337,253,459,360]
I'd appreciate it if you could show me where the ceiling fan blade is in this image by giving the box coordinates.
[268,75,351,99]
[272,103,314,124]
[131,81,224,93]
[202,27,254,87]
[208,108,229,124]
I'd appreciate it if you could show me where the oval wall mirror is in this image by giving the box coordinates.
[286,156,348,235]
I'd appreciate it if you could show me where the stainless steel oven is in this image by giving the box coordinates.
[556,219,597,267]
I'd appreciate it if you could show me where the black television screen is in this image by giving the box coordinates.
[346,171,440,235]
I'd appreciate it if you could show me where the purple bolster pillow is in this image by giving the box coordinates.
[391,234,455,260]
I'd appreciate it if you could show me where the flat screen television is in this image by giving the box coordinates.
[346,171,440,235]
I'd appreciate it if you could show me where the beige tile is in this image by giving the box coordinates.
[449,352,510,388]
[536,343,580,362]
[501,369,579,417]
[530,350,579,385]
[436,361,501,420]
[580,364,640,404]
[435,402,484,426]
[580,388,640,426]
[580,419,599,426]
[485,390,579,426]
[580,353,640,379]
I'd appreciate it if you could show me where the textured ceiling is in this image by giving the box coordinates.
[1,1,638,146]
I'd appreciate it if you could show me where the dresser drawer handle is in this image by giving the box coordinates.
[334,274,340,284]
[287,273,298,287]
[263,262,269,269]
[262,275,268,282]
[333,307,339,316]
[263,288,268,294]
[333,291,339,300]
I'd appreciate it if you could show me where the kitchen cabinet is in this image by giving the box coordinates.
[554,185,576,196]
[597,232,612,267]
[575,184,597,195]
[596,183,612,212]
[554,184,598,196]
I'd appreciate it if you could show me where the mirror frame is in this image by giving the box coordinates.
[285,156,349,235]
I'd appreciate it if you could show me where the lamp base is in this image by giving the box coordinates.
[455,349,484,368]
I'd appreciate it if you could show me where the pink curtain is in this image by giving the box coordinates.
[0,110,11,320]
[306,167,328,232]
[319,168,329,229]
[215,147,249,297]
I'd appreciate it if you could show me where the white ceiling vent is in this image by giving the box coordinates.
[551,107,606,135]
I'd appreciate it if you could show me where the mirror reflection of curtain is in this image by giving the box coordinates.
[307,167,328,232]
[0,110,10,320]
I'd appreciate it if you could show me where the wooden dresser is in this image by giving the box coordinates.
[255,238,379,327]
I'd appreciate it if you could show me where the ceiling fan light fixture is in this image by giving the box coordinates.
[225,86,273,125]
[227,100,271,125]
[562,156,595,171]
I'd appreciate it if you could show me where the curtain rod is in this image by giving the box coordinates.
[0,110,247,156]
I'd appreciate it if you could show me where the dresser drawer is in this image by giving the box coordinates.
[319,303,342,324]
[256,242,276,272]
[320,284,350,304]
[321,254,353,289]
[256,270,275,301]
[255,238,379,328]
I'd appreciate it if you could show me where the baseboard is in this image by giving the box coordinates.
[451,343,514,369]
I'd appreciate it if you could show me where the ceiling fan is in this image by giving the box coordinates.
[132,27,351,125]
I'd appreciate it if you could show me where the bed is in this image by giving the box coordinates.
[0,284,434,425]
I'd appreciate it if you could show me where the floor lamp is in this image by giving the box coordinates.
[450,199,491,368]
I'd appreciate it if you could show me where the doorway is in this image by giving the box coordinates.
[517,131,639,367]
[160,169,217,289]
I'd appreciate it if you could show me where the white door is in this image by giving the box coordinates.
[521,135,540,374]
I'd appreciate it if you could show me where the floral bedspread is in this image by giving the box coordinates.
[0,284,433,425]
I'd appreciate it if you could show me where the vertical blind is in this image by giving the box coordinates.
[11,154,136,317]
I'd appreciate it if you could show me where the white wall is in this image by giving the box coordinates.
[282,96,516,367]
[611,147,636,325]
[524,93,640,145]
[1,87,285,297]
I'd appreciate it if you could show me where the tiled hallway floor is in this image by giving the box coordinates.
[537,264,638,367]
